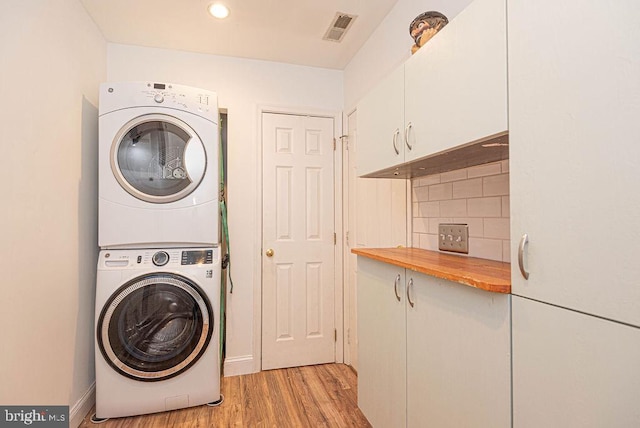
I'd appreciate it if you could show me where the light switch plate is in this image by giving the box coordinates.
[438,223,469,254]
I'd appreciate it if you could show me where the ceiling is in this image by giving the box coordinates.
[80,0,401,70]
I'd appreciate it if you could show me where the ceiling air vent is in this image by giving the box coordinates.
[323,12,357,42]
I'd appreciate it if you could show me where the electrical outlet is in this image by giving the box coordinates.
[438,223,469,254]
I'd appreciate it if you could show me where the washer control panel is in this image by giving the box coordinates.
[99,247,218,269]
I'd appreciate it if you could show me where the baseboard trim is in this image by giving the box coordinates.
[70,382,96,428]
[223,355,256,377]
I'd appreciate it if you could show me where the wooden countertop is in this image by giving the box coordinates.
[351,247,511,294]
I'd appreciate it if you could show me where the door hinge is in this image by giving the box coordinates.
[334,233,337,245]
[334,328,337,342]
[341,135,349,151]
[346,231,350,247]
[347,328,351,344]
[333,138,336,151]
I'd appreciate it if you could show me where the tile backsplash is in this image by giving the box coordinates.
[411,160,510,263]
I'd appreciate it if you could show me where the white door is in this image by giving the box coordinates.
[262,112,336,370]
[509,0,640,326]
[512,297,640,427]
[357,258,407,428]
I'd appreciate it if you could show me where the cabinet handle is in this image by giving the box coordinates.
[518,233,530,280]
[404,122,413,150]
[392,129,400,155]
[393,274,401,301]
[406,278,415,307]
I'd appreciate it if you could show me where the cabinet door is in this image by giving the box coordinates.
[404,0,507,160]
[356,66,405,176]
[356,257,406,427]
[512,296,640,427]
[509,0,640,327]
[406,274,511,428]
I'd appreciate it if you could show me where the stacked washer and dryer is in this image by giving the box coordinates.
[94,82,222,421]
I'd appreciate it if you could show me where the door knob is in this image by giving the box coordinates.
[265,249,274,257]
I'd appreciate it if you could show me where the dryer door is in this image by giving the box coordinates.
[97,273,213,382]
[111,114,207,203]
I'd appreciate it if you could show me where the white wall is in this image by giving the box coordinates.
[0,0,106,425]
[107,44,344,375]
[344,0,472,111]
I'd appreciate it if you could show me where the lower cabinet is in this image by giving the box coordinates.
[357,257,511,427]
[357,257,406,427]
[512,296,640,427]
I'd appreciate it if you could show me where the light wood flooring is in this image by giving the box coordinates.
[79,363,371,427]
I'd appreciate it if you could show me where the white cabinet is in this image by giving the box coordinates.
[508,0,640,327]
[406,274,511,428]
[356,257,406,428]
[404,0,507,160]
[357,257,511,427]
[512,296,640,427]
[356,66,404,176]
[357,0,507,177]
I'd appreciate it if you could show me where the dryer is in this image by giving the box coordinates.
[94,247,221,419]
[99,82,219,249]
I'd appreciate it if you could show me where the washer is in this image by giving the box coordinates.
[99,82,219,249]
[94,247,221,419]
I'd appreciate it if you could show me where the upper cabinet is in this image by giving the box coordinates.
[357,0,507,178]
[356,66,405,176]
[509,0,640,327]
[404,0,507,161]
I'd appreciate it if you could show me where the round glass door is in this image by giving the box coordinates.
[111,114,207,203]
[97,273,213,382]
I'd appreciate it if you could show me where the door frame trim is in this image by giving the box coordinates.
[255,104,344,372]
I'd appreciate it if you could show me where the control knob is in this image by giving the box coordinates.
[154,94,164,103]
[152,251,170,266]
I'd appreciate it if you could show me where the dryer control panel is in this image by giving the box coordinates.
[99,81,218,123]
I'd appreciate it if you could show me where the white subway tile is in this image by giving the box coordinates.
[453,217,484,237]
[467,162,502,178]
[483,173,510,196]
[502,196,510,218]
[417,201,440,217]
[411,165,511,262]
[413,217,429,234]
[484,218,511,240]
[440,199,467,217]
[452,178,483,199]
[419,174,441,186]
[420,233,439,251]
[441,169,468,183]
[428,217,453,234]
[412,185,429,202]
[428,182,453,201]
[468,238,503,262]
[502,240,511,263]
[467,197,502,217]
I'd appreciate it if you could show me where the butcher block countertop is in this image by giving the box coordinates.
[352,247,511,294]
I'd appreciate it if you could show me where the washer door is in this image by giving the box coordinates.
[97,273,213,382]
[111,114,207,203]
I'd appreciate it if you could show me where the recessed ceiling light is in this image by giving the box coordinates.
[208,3,229,19]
